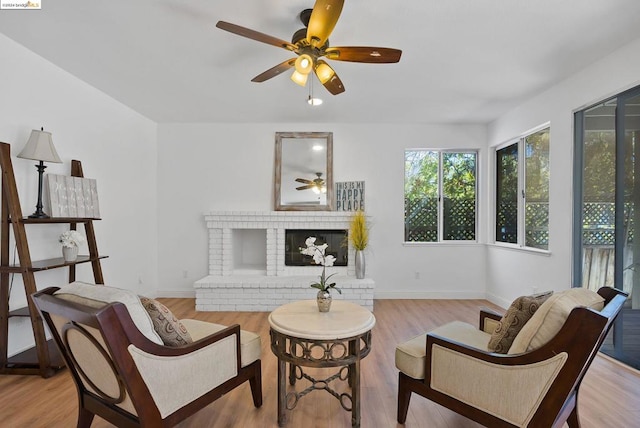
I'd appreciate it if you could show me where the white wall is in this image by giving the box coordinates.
[486,37,640,307]
[0,34,158,356]
[157,123,488,299]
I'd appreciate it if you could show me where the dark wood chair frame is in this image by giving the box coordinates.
[397,287,628,428]
[33,287,262,428]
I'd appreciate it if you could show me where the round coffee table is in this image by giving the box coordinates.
[268,300,375,427]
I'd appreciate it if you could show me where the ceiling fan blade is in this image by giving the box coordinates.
[296,178,313,184]
[296,184,315,190]
[324,47,402,63]
[251,58,296,82]
[216,21,297,51]
[314,61,345,95]
[306,0,344,48]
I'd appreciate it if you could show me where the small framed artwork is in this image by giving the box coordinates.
[46,174,100,218]
[335,181,365,211]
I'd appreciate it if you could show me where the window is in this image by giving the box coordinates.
[405,150,477,242]
[494,126,550,250]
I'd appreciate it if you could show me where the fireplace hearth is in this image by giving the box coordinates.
[195,211,375,311]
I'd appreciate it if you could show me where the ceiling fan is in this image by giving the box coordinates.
[296,172,326,193]
[216,0,402,95]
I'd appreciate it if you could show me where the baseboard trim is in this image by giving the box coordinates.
[374,291,487,300]
[485,292,511,309]
[155,290,196,298]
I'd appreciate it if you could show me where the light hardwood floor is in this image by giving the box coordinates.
[1,298,639,427]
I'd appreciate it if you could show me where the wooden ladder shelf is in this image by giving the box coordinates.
[0,142,107,377]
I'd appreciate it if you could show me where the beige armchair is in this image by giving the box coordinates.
[32,282,262,428]
[395,287,627,427]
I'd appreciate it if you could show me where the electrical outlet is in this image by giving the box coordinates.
[183,270,188,279]
[414,271,420,280]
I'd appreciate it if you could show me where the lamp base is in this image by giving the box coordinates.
[28,211,50,219]
[29,161,49,219]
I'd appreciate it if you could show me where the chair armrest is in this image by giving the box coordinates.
[425,333,568,427]
[479,307,502,333]
[127,324,242,419]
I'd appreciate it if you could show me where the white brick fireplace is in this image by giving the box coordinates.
[195,211,374,311]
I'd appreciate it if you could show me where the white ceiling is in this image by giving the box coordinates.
[2,0,640,124]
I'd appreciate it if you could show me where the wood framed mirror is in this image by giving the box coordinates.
[274,132,333,211]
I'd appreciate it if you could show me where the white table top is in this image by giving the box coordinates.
[268,300,376,340]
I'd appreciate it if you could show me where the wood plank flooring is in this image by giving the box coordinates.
[1,298,639,427]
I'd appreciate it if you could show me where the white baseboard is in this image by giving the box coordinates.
[484,292,510,309]
[154,290,196,299]
[374,291,487,300]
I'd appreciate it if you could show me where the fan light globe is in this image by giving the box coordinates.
[295,54,313,75]
[315,61,335,84]
[291,70,308,86]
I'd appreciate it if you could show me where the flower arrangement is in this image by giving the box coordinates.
[349,210,369,251]
[59,230,85,248]
[300,237,341,294]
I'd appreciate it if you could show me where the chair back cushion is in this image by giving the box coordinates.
[54,281,163,345]
[508,288,604,354]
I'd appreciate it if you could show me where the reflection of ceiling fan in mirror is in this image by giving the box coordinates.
[215,0,402,95]
[296,172,326,193]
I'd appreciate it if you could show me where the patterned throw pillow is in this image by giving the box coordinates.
[139,297,193,347]
[488,291,553,354]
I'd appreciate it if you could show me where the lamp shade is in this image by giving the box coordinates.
[18,129,62,163]
[294,54,313,75]
[315,60,335,84]
[291,70,309,87]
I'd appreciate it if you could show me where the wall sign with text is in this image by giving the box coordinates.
[335,181,365,212]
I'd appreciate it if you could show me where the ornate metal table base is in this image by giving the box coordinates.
[270,329,372,427]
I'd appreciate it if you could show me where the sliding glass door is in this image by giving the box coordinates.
[574,86,640,369]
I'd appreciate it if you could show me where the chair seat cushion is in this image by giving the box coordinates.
[180,319,261,368]
[508,288,605,354]
[395,321,491,380]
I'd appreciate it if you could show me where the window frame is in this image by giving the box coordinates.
[493,123,550,251]
[404,148,479,244]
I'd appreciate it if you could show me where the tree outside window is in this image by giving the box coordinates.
[405,150,477,242]
[495,126,550,250]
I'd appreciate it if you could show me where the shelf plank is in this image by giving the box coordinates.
[3,339,65,377]
[0,255,108,273]
[29,255,109,271]
[15,217,101,224]
[8,307,30,317]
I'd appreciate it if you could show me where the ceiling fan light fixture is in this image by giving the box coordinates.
[294,54,313,75]
[315,61,335,84]
[291,70,308,86]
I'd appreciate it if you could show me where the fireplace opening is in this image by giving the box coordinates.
[285,229,348,266]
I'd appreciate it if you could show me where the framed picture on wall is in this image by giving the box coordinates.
[335,181,365,212]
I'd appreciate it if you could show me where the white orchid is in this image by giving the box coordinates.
[59,230,85,248]
[300,236,341,294]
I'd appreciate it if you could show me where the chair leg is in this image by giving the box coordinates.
[397,372,412,424]
[249,360,263,408]
[77,407,94,428]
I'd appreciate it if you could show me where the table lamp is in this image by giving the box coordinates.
[18,128,62,218]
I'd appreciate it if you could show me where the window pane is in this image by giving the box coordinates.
[496,143,518,243]
[443,152,476,240]
[405,150,438,242]
[524,129,550,249]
